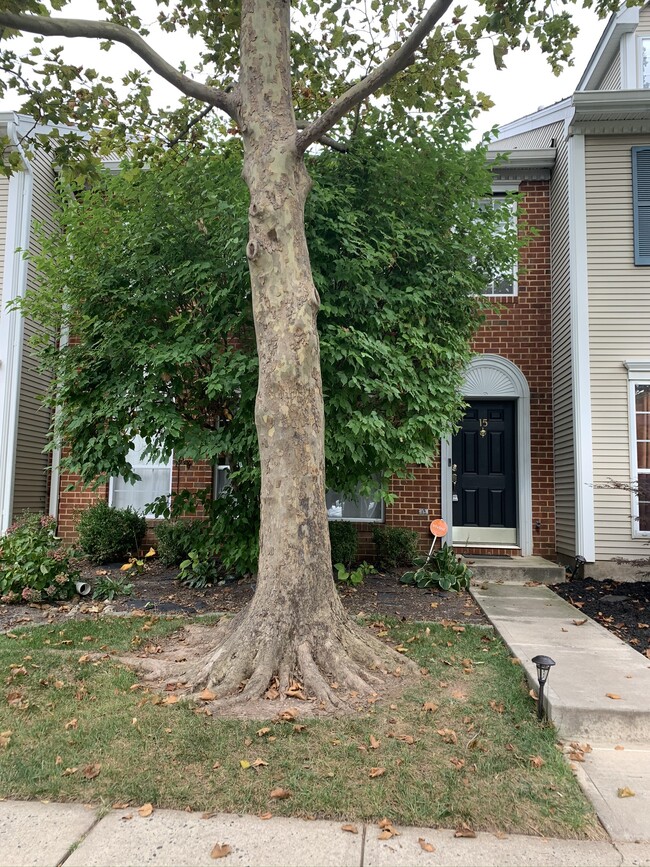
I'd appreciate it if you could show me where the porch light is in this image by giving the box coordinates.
[531,655,555,721]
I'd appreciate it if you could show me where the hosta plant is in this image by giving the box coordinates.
[0,513,79,603]
[400,544,472,592]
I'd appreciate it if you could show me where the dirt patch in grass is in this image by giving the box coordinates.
[551,578,650,657]
[0,615,603,839]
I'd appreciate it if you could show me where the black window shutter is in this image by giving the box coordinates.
[633,146,650,266]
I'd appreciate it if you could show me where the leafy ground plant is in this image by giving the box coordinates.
[334,562,376,587]
[401,544,472,591]
[93,576,134,602]
[0,616,602,839]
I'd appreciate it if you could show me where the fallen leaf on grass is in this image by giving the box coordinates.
[450,757,465,769]
[277,708,299,722]
[422,701,438,713]
[395,734,416,745]
[138,803,154,817]
[617,787,635,798]
[112,802,130,809]
[369,767,386,778]
[162,695,179,705]
[256,727,271,737]
[529,689,539,701]
[293,724,307,733]
[244,737,253,747]
[270,788,291,799]
[55,756,62,765]
[369,735,380,750]
[252,759,268,768]
[210,843,231,859]
[199,689,217,701]
[239,760,251,770]
[568,751,585,762]
[529,755,545,768]
[61,767,78,777]
[418,837,435,852]
[436,728,458,744]
[82,763,101,780]
[64,718,78,730]
[454,823,476,838]
[0,730,12,749]
[259,812,272,820]
[341,824,358,834]
[202,812,218,820]
[489,700,504,714]
[606,693,622,700]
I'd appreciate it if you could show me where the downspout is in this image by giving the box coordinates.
[0,118,34,533]
[48,322,68,522]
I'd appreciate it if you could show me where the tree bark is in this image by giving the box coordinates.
[186,0,415,709]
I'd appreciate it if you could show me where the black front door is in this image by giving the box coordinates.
[452,400,516,531]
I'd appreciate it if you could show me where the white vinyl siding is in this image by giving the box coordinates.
[0,176,9,307]
[13,150,55,516]
[598,56,622,90]
[495,122,560,151]
[109,435,173,517]
[585,134,650,559]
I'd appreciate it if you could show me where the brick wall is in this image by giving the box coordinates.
[57,459,213,545]
[356,180,555,561]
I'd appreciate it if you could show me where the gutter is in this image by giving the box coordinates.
[0,116,35,532]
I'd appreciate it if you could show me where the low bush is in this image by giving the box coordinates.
[0,513,79,603]
[155,519,209,567]
[76,501,147,564]
[400,543,472,591]
[329,521,357,569]
[372,525,419,570]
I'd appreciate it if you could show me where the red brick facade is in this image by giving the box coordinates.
[56,181,555,561]
[358,180,555,559]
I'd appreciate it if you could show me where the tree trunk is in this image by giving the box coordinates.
[186,0,415,710]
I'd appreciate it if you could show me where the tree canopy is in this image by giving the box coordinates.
[21,127,518,571]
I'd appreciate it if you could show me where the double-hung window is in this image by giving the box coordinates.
[480,196,518,297]
[109,434,173,517]
[632,147,650,265]
[625,362,650,536]
[638,36,650,89]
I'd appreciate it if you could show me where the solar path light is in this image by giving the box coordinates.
[531,655,556,721]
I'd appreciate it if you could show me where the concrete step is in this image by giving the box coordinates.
[465,555,566,585]
[470,583,650,742]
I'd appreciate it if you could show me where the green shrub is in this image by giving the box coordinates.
[93,575,133,601]
[178,549,223,589]
[372,525,419,570]
[76,501,147,564]
[328,521,357,569]
[400,543,472,591]
[155,519,208,567]
[0,513,79,603]
[334,561,376,586]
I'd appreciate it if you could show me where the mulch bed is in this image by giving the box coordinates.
[0,561,486,633]
[551,577,650,657]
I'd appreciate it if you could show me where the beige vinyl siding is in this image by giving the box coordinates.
[548,125,576,557]
[495,122,560,151]
[12,150,56,516]
[639,3,650,31]
[598,56,621,90]
[585,134,650,560]
[0,176,9,307]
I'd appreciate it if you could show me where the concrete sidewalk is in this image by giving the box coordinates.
[2,800,650,867]
[471,583,650,845]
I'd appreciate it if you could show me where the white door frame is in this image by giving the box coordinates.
[440,354,533,555]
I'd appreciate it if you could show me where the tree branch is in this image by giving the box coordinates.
[295,121,348,153]
[0,10,236,118]
[296,0,454,153]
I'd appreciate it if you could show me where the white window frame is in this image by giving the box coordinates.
[326,483,385,523]
[108,435,174,519]
[636,36,650,89]
[481,194,519,298]
[625,361,650,538]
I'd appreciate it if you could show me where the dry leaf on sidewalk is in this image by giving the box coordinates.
[617,787,636,798]
[341,824,358,833]
[210,843,231,859]
[418,837,435,852]
[138,803,154,817]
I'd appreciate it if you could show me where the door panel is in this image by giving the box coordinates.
[452,400,516,534]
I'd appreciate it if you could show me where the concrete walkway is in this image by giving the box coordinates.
[471,583,650,845]
[2,800,650,867]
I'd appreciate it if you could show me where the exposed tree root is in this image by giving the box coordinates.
[123,599,419,717]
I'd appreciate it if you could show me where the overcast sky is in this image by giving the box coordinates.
[0,1,609,139]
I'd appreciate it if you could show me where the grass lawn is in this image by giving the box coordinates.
[0,615,603,838]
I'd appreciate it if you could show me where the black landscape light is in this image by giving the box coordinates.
[531,655,556,721]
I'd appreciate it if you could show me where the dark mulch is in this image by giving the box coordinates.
[0,561,486,633]
[551,578,650,658]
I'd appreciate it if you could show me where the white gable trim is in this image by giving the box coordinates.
[578,5,639,91]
